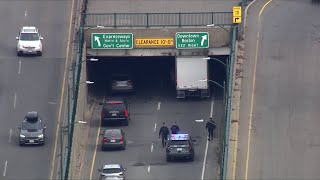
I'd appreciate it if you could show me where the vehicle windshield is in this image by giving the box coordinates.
[102,168,122,174]
[21,121,41,130]
[168,140,189,146]
[103,103,125,111]
[105,130,122,138]
[20,33,40,41]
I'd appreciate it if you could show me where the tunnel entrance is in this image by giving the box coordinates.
[86,55,229,99]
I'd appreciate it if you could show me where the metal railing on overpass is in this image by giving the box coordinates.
[83,12,233,28]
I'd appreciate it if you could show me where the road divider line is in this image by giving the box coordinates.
[210,96,214,118]
[89,95,105,180]
[13,93,17,109]
[258,0,273,22]
[151,143,154,152]
[147,166,150,173]
[49,0,76,177]
[201,96,214,180]
[154,123,157,132]
[157,102,161,110]
[201,139,209,180]
[245,1,273,179]
[8,129,12,143]
[3,161,7,176]
[18,60,21,74]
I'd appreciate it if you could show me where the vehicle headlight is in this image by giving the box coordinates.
[38,134,44,138]
[20,134,25,138]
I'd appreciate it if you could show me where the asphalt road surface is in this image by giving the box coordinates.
[237,0,320,179]
[87,0,240,13]
[0,1,71,179]
[85,0,239,27]
[83,92,223,180]
[80,57,226,180]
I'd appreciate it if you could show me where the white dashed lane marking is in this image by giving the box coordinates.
[3,161,8,176]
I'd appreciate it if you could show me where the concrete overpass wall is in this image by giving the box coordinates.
[84,27,231,56]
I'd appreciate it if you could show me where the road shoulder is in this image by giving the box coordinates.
[234,0,270,179]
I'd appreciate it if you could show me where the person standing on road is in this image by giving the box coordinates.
[159,123,170,148]
[170,122,180,134]
[206,118,216,141]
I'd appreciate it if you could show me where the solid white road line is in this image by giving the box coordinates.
[3,161,7,176]
[201,140,209,180]
[18,60,21,74]
[13,93,17,109]
[154,123,157,132]
[210,96,214,118]
[201,96,215,180]
[151,143,154,152]
[147,166,151,173]
[157,102,161,110]
[8,129,12,143]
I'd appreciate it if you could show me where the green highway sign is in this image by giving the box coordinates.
[175,32,209,49]
[91,33,133,49]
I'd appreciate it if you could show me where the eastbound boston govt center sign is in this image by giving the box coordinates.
[175,32,209,49]
[91,33,133,49]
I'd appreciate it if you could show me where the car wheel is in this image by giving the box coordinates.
[17,51,22,56]
[19,142,24,146]
[121,145,126,150]
[190,154,194,161]
[166,156,171,162]
[38,51,42,56]
[123,120,129,126]
[102,146,105,151]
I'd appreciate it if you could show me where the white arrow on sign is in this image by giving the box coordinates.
[94,36,101,47]
[201,35,207,46]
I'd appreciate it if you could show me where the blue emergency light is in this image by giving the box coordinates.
[171,134,189,140]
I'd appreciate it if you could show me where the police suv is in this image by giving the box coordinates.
[166,134,195,162]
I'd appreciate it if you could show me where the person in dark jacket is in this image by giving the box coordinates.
[206,118,216,141]
[170,122,180,134]
[159,123,170,147]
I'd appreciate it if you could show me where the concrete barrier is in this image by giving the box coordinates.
[225,40,244,179]
[68,42,92,179]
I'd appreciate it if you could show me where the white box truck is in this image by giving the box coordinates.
[176,56,210,98]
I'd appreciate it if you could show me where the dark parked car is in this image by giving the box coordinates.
[101,129,126,151]
[110,73,134,93]
[100,99,130,126]
[18,111,46,146]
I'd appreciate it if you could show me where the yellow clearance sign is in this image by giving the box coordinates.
[135,38,174,47]
[233,6,242,24]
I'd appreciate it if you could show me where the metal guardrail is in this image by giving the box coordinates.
[84,12,233,28]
